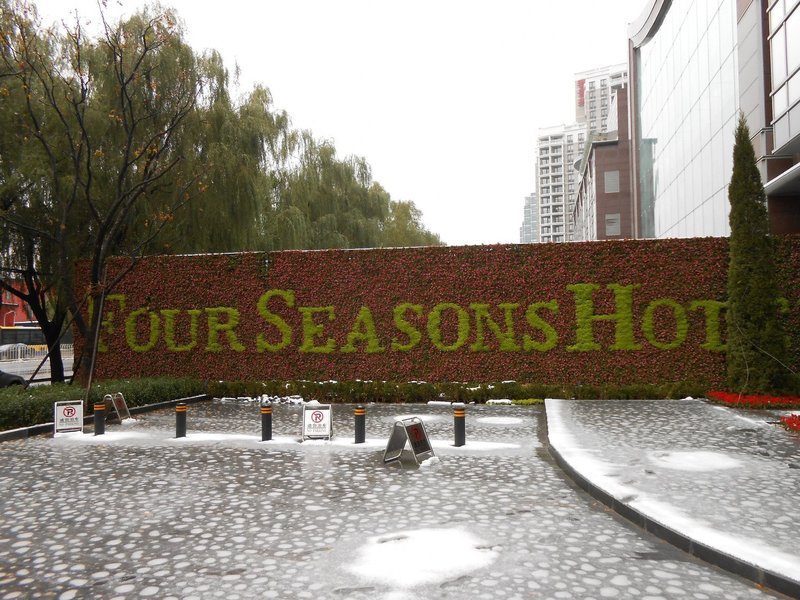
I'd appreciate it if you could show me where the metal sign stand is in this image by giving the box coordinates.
[112,392,131,421]
[383,417,435,465]
[302,404,333,440]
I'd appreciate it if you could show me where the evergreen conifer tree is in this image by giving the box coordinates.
[726,114,788,393]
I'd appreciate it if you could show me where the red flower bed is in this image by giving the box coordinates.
[706,390,800,409]
[780,414,800,431]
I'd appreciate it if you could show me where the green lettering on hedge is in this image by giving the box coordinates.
[642,298,687,350]
[299,306,337,353]
[567,283,642,351]
[256,289,295,352]
[125,307,160,352]
[523,300,560,351]
[161,308,201,352]
[205,307,246,352]
[91,293,126,353]
[470,303,521,351]
[341,306,385,353]
[689,299,727,351]
[427,303,469,351]
[391,303,423,351]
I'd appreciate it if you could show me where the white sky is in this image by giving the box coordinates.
[32,0,645,246]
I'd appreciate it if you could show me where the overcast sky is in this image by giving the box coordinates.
[33,0,645,247]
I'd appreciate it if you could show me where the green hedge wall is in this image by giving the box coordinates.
[74,237,800,388]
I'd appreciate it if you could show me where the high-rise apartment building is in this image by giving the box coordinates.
[530,64,629,243]
[535,124,586,243]
[573,84,634,241]
[519,192,539,243]
[575,63,628,132]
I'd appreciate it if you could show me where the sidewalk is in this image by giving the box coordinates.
[0,399,795,599]
[546,397,800,599]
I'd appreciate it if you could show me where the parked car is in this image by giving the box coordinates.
[0,369,25,388]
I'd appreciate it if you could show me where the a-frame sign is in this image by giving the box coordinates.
[383,417,435,465]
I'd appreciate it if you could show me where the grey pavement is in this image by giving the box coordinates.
[546,398,800,599]
[0,399,795,599]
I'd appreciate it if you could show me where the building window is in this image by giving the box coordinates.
[605,213,621,236]
[604,170,620,193]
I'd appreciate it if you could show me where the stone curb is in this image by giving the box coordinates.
[544,419,800,599]
[0,394,210,443]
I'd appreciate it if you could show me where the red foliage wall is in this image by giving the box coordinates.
[73,237,800,386]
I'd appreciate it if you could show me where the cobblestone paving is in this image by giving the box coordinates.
[547,398,800,574]
[0,401,786,599]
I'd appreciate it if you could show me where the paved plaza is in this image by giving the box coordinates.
[0,399,797,599]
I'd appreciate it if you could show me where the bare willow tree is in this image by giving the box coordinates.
[0,0,206,381]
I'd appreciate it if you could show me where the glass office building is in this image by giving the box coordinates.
[629,0,739,238]
[765,0,800,227]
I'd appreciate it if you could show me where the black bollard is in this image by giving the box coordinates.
[93,402,106,436]
[261,401,273,441]
[453,402,466,447]
[175,402,187,438]
[354,405,366,444]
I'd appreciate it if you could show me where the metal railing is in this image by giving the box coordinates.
[0,344,74,362]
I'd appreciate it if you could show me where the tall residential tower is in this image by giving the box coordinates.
[531,64,629,243]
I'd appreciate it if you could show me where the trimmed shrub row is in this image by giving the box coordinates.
[0,378,207,432]
[207,379,709,404]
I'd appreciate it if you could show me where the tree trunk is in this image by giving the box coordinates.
[42,321,65,384]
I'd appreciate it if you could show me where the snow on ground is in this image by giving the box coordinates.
[711,405,769,427]
[52,430,523,452]
[346,527,497,588]
[545,398,800,583]
[391,413,448,423]
[476,416,523,425]
[646,450,742,471]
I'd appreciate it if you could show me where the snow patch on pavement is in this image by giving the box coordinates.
[50,430,522,451]
[647,451,742,471]
[476,416,523,425]
[346,527,497,587]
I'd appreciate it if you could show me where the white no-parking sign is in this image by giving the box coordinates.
[302,404,333,440]
[54,400,84,434]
